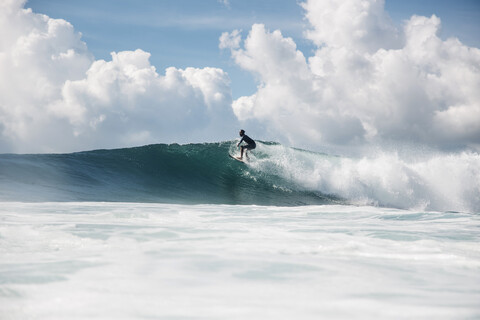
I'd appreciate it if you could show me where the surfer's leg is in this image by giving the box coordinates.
[245,144,254,160]
[240,144,254,160]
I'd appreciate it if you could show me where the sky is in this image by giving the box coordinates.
[1,0,479,153]
[25,0,480,99]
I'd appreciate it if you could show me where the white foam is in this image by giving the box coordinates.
[0,202,479,319]
[248,143,480,212]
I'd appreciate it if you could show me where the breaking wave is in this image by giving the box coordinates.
[0,142,478,211]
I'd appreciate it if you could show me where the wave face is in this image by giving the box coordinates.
[0,142,335,206]
[1,142,479,211]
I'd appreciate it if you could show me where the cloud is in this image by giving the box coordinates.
[223,0,480,150]
[51,50,235,149]
[217,0,230,9]
[301,0,401,53]
[223,23,367,146]
[219,29,241,50]
[0,0,236,153]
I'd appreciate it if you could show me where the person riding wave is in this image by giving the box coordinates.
[237,129,256,160]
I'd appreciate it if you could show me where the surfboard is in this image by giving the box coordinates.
[229,154,246,163]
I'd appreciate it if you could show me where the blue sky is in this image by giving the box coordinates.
[26,0,480,99]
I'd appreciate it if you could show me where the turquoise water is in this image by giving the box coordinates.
[0,142,335,205]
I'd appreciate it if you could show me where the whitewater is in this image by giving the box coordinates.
[1,142,479,319]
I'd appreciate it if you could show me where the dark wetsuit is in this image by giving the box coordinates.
[239,134,256,149]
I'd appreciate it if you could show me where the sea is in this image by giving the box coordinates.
[1,141,479,319]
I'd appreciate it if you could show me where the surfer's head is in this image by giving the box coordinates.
[239,129,245,136]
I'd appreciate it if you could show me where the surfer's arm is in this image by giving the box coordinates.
[237,137,244,147]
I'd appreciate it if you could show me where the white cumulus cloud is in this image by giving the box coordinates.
[0,0,236,153]
[223,0,480,150]
[51,50,235,149]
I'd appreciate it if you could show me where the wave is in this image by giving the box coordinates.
[0,142,337,206]
[0,142,479,211]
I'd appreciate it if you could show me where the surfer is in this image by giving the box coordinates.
[237,129,256,160]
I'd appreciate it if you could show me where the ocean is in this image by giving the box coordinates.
[1,142,479,319]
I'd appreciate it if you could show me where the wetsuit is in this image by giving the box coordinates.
[239,134,256,149]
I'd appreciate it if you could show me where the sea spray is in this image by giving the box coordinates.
[239,143,480,212]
